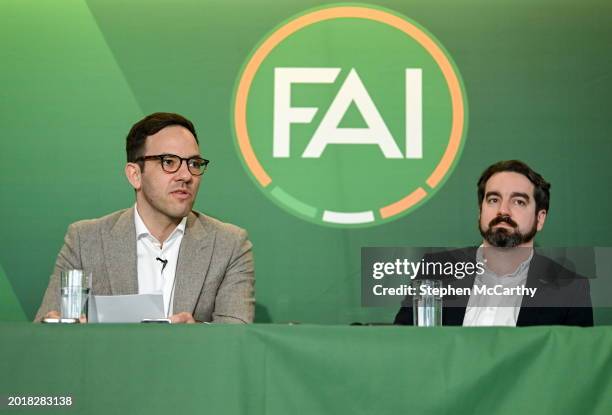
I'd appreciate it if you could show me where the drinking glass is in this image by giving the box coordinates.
[60,270,91,321]
[412,279,443,327]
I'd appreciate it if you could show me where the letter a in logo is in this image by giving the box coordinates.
[234,5,467,227]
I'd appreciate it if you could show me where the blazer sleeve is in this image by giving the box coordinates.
[211,229,255,323]
[394,303,414,325]
[34,223,83,322]
[564,277,594,327]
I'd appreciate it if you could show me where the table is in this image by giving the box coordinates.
[1,323,610,414]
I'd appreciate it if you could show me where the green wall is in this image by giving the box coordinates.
[1,0,611,323]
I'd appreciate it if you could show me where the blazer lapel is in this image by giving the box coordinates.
[517,254,552,326]
[442,248,478,326]
[172,212,216,314]
[444,275,474,325]
[102,208,138,295]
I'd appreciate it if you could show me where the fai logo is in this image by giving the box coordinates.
[233,5,467,227]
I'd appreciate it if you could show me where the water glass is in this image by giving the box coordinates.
[60,270,91,321]
[412,279,443,327]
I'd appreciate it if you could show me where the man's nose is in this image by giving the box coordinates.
[497,199,511,216]
[175,160,193,181]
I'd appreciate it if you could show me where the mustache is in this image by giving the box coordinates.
[489,215,517,228]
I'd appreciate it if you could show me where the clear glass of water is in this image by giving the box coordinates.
[60,270,91,321]
[412,279,443,327]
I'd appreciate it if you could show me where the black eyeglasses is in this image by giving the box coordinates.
[136,154,210,176]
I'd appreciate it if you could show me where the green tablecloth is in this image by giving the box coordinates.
[1,323,610,414]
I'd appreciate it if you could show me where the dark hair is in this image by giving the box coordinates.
[477,160,551,213]
[126,112,198,165]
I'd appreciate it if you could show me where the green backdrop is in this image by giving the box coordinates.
[1,0,611,323]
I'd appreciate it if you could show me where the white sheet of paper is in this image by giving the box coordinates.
[89,294,165,323]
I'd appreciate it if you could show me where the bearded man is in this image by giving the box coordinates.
[394,160,593,326]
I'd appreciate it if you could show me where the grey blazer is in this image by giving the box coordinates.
[35,208,255,323]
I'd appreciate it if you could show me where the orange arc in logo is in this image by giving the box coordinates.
[235,6,465,217]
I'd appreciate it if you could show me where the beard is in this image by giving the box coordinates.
[479,214,538,248]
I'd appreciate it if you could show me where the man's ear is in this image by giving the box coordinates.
[125,163,142,190]
[536,209,547,231]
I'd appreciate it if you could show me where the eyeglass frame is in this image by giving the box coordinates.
[135,153,210,176]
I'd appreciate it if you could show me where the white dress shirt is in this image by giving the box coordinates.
[463,246,533,327]
[134,205,187,317]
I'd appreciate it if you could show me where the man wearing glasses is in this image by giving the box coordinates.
[35,112,254,323]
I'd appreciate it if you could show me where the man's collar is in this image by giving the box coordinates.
[134,204,187,243]
[476,244,534,277]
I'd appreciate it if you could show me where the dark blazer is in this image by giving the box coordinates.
[394,248,593,327]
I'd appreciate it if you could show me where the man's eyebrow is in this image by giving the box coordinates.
[157,153,202,158]
[484,191,501,199]
[510,192,530,201]
[167,153,202,159]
